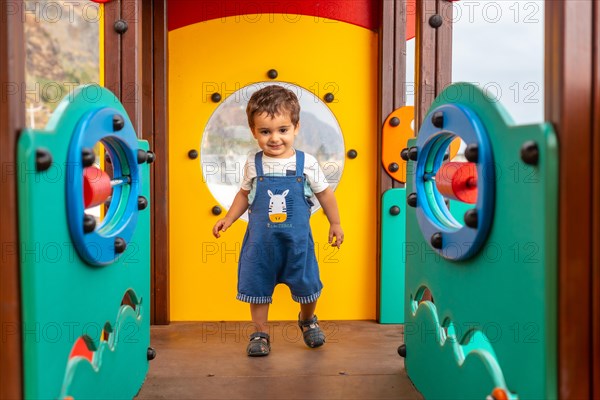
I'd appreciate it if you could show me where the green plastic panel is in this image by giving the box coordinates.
[380,188,406,323]
[405,83,557,399]
[17,86,151,399]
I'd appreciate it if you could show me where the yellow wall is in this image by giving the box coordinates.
[169,15,378,321]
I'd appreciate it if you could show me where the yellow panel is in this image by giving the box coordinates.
[169,15,378,321]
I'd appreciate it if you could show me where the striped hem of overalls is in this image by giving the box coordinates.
[292,290,322,304]
[236,293,273,304]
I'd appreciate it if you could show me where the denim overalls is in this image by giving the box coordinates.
[236,151,323,304]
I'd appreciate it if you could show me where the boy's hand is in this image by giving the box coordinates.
[329,224,344,248]
[213,218,232,238]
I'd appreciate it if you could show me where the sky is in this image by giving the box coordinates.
[407,1,545,125]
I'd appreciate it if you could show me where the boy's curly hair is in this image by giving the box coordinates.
[246,85,300,129]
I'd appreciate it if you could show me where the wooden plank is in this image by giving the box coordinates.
[435,0,452,95]
[415,0,436,131]
[545,3,594,399]
[103,0,121,98]
[151,0,170,325]
[0,1,24,398]
[593,3,600,398]
[141,0,155,322]
[121,0,142,134]
[379,0,395,194]
[393,0,407,109]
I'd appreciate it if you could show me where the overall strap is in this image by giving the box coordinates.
[254,151,264,176]
[295,150,305,177]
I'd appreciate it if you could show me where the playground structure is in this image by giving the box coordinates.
[1,1,599,399]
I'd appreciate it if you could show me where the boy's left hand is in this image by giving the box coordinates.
[329,224,344,248]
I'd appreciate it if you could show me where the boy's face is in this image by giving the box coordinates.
[251,112,299,158]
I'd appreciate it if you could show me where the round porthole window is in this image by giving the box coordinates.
[201,82,345,220]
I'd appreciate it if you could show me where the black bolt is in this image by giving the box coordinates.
[407,192,417,207]
[146,151,156,164]
[114,19,128,34]
[83,214,96,233]
[114,237,127,254]
[389,117,400,127]
[324,93,334,103]
[82,148,95,167]
[397,344,406,358]
[431,111,444,128]
[267,69,278,79]
[35,149,53,172]
[464,209,478,228]
[408,146,418,161]
[212,205,222,216]
[137,149,148,164]
[147,346,157,361]
[465,143,479,163]
[211,93,222,103]
[389,206,400,216]
[188,149,198,160]
[520,141,539,165]
[347,149,358,159]
[138,196,148,211]
[431,232,443,249]
[388,162,399,173]
[113,114,125,131]
[400,148,409,161]
[429,14,443,28]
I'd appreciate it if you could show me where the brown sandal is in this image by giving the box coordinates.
[298,314,325,348]
[247,332,270,357]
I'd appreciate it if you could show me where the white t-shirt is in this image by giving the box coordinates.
[241,150,330,204]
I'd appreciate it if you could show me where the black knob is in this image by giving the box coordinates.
[114,19,128,34]
[267,69,278,79]
[429,14,443,28]
[146,151,156,164]
[347,149,358,159]
[407,193,417,207]
[35,149,53,172]
[389,206,400,216]
[388,163,399,173]
[83,214,96,233]
[114,238,127,254]
[147,346,157,361]
[465,144,479,163]
[431,111,444,128]
[431,232,443,249]
[464,209,478,228]
[389,117,400,127]
[408,146,418,161]
[188,149,198,160]
[212,206,222,216]
[520,141,539,165]
[397,344,406,357]
[211,92,222,103]
[400,148,409,161]
[324,93,334,103]
[82,148,95,167]
[138,196,148,211]
[113,114,125,131]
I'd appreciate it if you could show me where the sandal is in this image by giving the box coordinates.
[298,314,326,348]
[247,332,270,357]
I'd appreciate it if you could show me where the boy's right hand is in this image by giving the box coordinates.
[212,218,232,238]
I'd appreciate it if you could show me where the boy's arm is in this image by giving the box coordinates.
[314,187,344,248]
[212,189,250,238]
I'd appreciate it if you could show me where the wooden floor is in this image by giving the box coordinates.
[136,321,422,400]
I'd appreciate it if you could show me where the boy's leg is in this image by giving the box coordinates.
[250,303,270,333]
[299,301,317,321]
